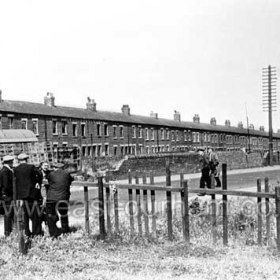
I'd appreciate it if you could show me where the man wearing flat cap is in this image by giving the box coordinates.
[46,162,73,237]
[14,153,43,237]
[0,155,15,236]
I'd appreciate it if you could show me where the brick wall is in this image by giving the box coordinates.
[108,151,265,179]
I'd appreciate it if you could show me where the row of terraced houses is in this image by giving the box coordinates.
[0,91,279,163]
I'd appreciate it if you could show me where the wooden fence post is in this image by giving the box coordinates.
[135,175,142,236]
[265,177,270,243]
[98,176,106,238]
[222,163,228,246]
[275,186,280,251]
[166,157,172,241]
[257,178,262,246]
[105,178,111,235]
[211,174,217,244]
[150,172,156,238]
[181,180,190,244]
[128,172,134,236]
[84,186,90,235]
[143,174,149,237]
[114,184,119,233]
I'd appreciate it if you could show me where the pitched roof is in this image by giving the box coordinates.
[0,129,38,143]
[0,99,276,138]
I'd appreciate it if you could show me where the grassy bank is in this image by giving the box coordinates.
[0,230,280,280]
[1,197,280,280]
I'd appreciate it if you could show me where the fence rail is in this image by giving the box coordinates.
[41,163,280,251]
[74,163,280,250]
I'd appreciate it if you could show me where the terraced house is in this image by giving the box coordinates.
[0,91,278,164]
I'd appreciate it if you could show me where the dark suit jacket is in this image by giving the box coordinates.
[46,169,73,201]
[0,165,14,200]
[14,163,42,200]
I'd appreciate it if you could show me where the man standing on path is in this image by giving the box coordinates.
[0,155,15,236]
[46,162,73,237]
[208,148,222,188]
[14,153,43,237]
[198,149,211,196]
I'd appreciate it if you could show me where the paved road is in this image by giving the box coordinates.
[1,165,280,237]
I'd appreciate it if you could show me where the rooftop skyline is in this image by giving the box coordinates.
[1,0,280,131]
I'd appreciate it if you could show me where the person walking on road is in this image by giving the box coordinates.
[0,155,15,236]
[14,153,43,237]
[198,149,211,196]
[208,148,222,188]
[46,162,73,237]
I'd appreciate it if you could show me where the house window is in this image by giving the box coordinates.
[113,126,117,138]
[113,146,118,156]
[97,123,101,137]
[146,146,150,154]
[105,144,109,156]
[151,128,154,140]
[81,123,86,137]
[52,120,58,134]
[145,128,149,140]
[166,129,170,140]
[62,121,67,135]
[120,126,124,138]
[176,131,179,141]
[161,128,165,140]
[21,119,27,130]
[104,124,109,136]
[8,117,13,129]
[132,126,136,138]
[171,131,175,141]
[197,132,200,143]
[97,144,102,156]
[72,123,77,137]
[184,131,187,141]
[32,119,38,135]
[138,126,143,138]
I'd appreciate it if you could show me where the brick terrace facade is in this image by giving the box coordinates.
[0,91,279,163]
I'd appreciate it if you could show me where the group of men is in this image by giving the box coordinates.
[0,153,73,238]
[198,147,221,195]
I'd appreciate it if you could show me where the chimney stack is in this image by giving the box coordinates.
[210,117,216,125]
[193,114,200,124]
[86,97,97,112]
[44,92,55,107]
[173,110,181,122]
[238,121,243,129]
[150,111,158,119]
[121,105,130,116]
[225,120,231,127]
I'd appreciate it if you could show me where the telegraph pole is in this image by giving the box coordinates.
[262,65,277,166]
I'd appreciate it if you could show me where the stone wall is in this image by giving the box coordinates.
[108,151,265,179]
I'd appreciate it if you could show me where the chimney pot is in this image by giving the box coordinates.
[210,117,216,125]
[174,110,181,122]
[150,111,158,119]
[44,92,55,107]
[225,120,231,127]
[238,121,243,129]
[193,114,200,124]
[86,97,97,111]
[122,105,130,116]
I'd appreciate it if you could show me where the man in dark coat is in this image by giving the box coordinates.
[198,149,211,196]
[14,153,43,237]
[0,155,15,236]
[46,162,73,237]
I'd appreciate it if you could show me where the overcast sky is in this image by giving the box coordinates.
[1,0,280,131]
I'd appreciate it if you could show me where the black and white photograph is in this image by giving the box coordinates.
[1,0,280,279]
